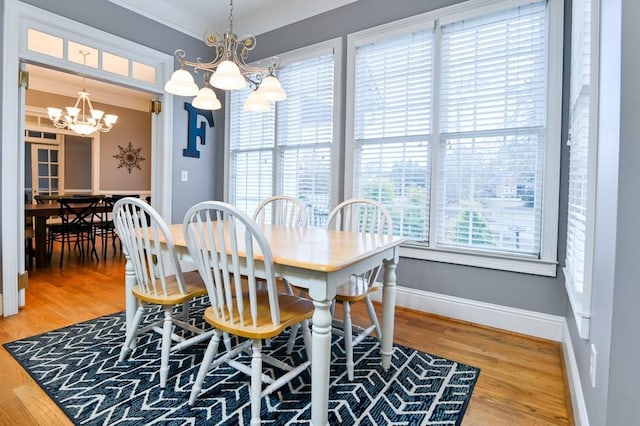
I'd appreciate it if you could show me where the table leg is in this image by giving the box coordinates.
[33,216,48,268]
[311,298,332,426]
[381,257,398,370]
[124,253,137,336]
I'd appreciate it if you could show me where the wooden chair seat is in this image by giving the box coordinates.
[132,270,207,305]
[203,290,314,339]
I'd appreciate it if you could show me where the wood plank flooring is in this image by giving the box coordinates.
[0,246,572,425]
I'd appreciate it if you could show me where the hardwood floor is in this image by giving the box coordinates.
[0,245,573,425]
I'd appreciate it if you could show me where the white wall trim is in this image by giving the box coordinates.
[371,284,565,341]
[562,320,590,426]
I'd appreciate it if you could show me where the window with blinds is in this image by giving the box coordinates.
[347,0,562,275]
[350,0,555,262]
[229,47,336,225]
[437,3,547,256]
[564,0,597,339]
[353,30,433,241]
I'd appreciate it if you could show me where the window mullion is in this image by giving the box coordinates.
[429,20,443,248]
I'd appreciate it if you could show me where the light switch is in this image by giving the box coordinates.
[181,170,188,182]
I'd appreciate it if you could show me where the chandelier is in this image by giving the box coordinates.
[47,51,118,136]
[164,0,286,112]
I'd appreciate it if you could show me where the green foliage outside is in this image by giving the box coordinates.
[361,178,427,240]
[448,200,495,247]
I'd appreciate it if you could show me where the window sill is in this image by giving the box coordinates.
[400,244,558,276]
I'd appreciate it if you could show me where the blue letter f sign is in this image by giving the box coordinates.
[183,103,214,158]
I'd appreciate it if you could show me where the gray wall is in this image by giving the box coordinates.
[170,100,225,222]
[63,135,92,191]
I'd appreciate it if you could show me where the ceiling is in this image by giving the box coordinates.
[27,0,357,112]
[108,0,357,40]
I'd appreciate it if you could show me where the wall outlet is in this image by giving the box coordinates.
[589,343,597,387]
[181,170,188,182]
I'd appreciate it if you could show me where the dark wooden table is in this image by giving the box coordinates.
[25,202,109,268]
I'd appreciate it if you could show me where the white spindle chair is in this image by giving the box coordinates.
[252,195,308,227]
[112,197,215,388]
[184,201,313,425]
[326,199,393,381]
[253,195,308,351]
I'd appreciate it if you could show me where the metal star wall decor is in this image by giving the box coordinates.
[113,142,145,174]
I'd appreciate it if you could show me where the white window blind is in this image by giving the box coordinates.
[438,2,547,256]
[351,0,551,259]
[564,0,597,339]
[228,91,275,214]
[229,51,335,224]
[353,30,433,241]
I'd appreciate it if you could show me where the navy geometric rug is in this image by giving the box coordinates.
[3,297,479,425]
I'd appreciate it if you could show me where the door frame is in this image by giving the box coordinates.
[2,0,175,315]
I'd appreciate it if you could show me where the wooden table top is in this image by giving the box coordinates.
[169,223,404,273]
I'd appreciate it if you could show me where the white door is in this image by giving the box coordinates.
[31,143,63,199]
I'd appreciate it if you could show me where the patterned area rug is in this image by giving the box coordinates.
[4,298,479,425]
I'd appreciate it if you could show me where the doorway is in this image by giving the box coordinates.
[2,0,176,316]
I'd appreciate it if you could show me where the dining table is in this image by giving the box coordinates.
[25,201,109,268]
[122,222,404,426]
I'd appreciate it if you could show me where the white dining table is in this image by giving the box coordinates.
[122,223,404,426]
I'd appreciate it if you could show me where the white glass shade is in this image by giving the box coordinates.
[164,69,199,96]
[210,60,247,90]
[47,107,62,120]
[104,114,119,126]
[66,106,80,118]
[69,123,98,136]
[192,86,222,110]
[256,75,287,101]
[243,90,270,112]
[91,109,105,120]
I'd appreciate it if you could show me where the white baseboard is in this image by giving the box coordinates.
[371,285,564,341]
[562,321,590,426]
[0,294,3,316]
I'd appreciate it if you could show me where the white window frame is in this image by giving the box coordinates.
[563,0,600,339]
[224,38,343,214]
[345,0,563,276]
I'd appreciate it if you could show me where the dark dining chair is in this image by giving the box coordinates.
[93,194,137,259]
[47,196,101,266]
